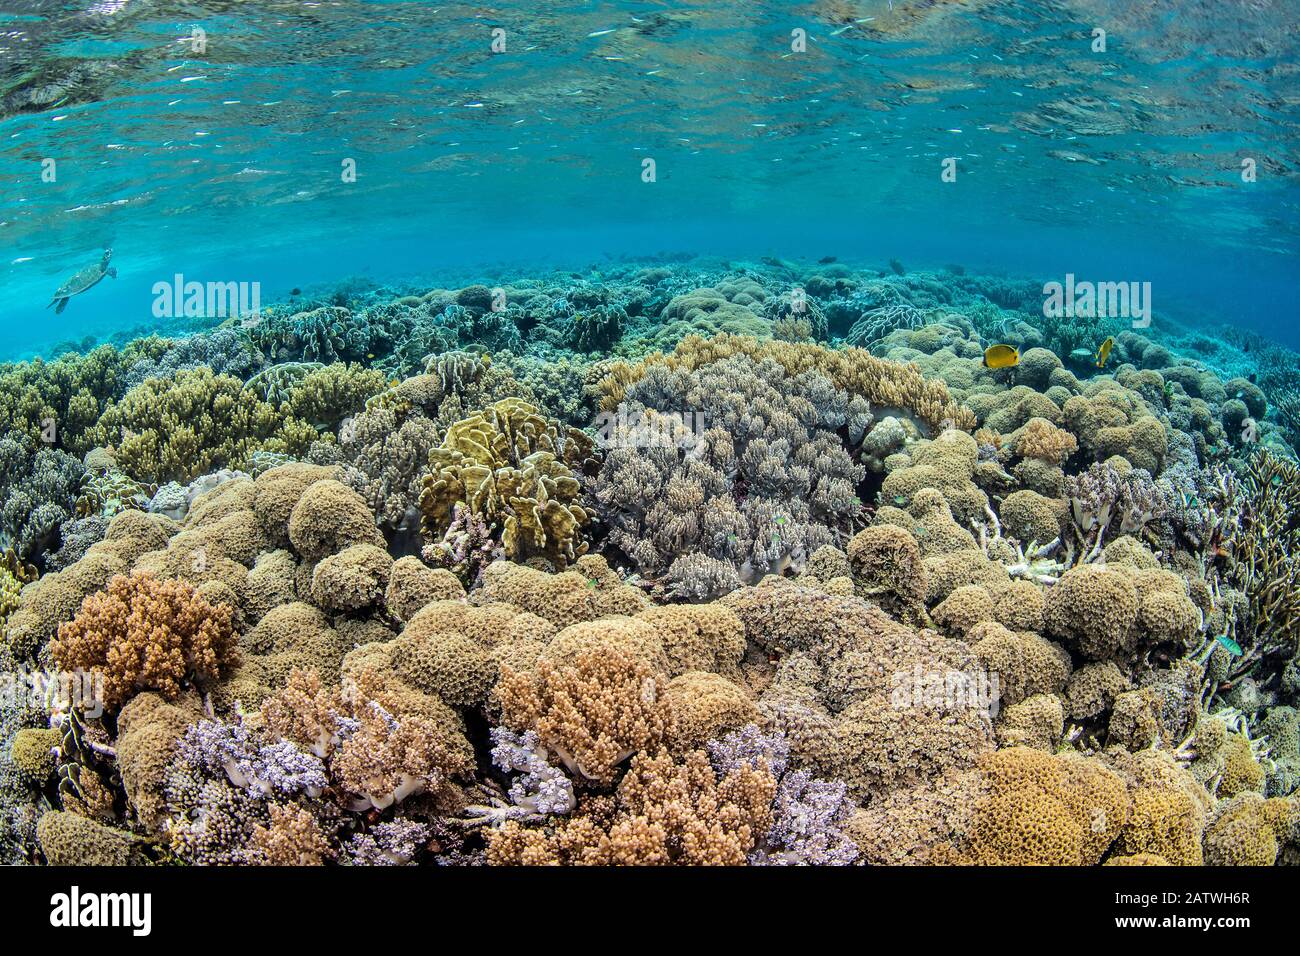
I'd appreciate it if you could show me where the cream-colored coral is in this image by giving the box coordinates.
[497,647,675,784]
[486,748,775,866]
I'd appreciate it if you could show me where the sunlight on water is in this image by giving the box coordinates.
[0,0,1296,357]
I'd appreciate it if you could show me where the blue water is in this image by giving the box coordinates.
[1,0,1297,357]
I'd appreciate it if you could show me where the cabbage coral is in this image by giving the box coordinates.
[419,398,594,569]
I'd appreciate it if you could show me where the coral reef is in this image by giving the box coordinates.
[2,259,1298,870]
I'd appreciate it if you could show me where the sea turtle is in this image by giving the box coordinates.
[47,248,116,314]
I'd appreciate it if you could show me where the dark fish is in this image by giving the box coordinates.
[818,256,837,264]
[290,288,302,296]
[1248,373,1257,383]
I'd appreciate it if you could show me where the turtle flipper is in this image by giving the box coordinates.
[54,298,68,314]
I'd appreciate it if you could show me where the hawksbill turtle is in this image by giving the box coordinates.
[47,248,116,314]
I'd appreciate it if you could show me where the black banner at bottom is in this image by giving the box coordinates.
[0,865,1283,943]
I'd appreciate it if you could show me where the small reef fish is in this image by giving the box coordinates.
[818,256,837,264]
[1215,634,1243,657]
[1094,336,1115,368]
[982,344,1020,369]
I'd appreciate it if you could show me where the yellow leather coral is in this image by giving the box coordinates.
[419,398,594,569]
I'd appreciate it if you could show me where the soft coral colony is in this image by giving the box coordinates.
[2,258,1299,867]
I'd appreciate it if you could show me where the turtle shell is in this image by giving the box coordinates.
[54,262,106,298]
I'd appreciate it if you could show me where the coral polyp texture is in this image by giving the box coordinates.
[3,258,1299,868]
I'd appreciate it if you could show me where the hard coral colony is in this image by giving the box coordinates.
[2,261,1299,870]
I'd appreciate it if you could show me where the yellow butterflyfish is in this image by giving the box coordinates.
[1095,336,1115,368]
[982,343,1020,369]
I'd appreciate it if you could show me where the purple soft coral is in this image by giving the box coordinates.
[461,727,576,826]
[709,723,858,866]
[177,718,328,798]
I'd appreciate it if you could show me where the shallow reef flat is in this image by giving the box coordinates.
[2,257,1299,867]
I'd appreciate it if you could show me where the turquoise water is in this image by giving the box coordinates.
[1,0,1297,357]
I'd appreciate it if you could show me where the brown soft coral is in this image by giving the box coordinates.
[3,507,173,657]
[635,604,747,679]
[331,695,468,811]
[216,601,346,708]
[997,489,1063,547]
[115,691,204,831]
[497,647,675,784]
[846,524,927,621]
[969,621,1070,707]
[486,748,775,865]
[1102,748,1212,865]
[50,570,237,711]
[246,803,334,866]
[253,462,340,547]
[391,625,496,708]
[1013,416,1078,465]
[996,693,1064,751]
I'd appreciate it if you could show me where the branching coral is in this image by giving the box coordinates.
[90,368,319,484]
[591,355,866,581]
[0,433,85,563]
[496,647,675,784]
[599,333,975,432]
[3,262,1298,872]
[50,571,237,711]
[1228,450,1300,664]
[485,748,775,865]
